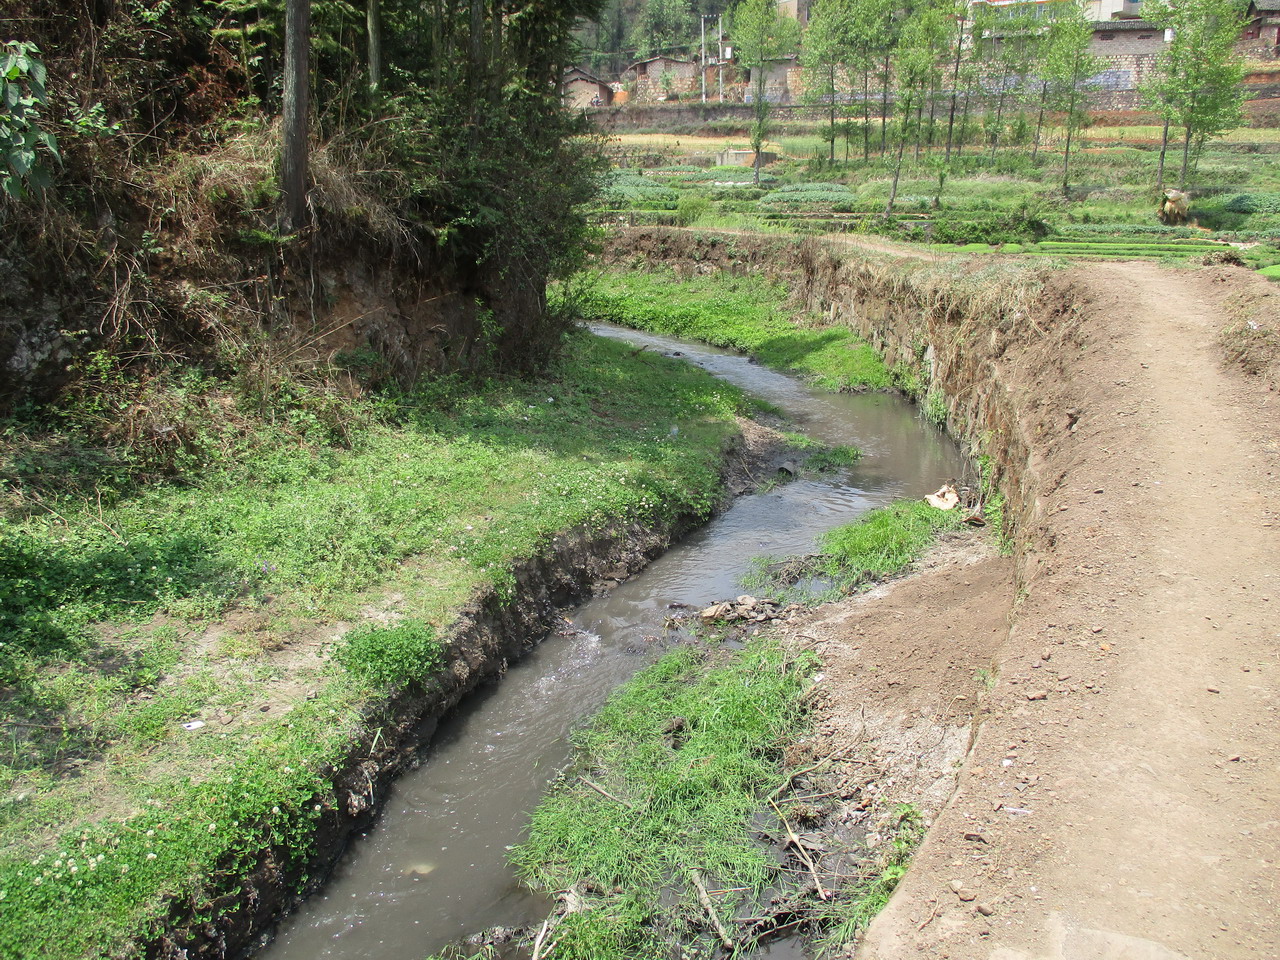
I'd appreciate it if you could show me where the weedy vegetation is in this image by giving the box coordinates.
[744,500,966,603]
[0,333,755,959]
[511,638,816,959]
[576,268,892,391]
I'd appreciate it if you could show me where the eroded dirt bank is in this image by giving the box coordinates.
[854,261,1280,960]
[604,231,1280,958]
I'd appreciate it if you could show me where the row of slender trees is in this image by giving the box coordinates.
[727,0,1251,205]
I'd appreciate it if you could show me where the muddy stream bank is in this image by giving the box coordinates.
[258,326,966,960]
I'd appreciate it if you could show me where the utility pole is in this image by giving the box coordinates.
[702,16,707,102]
[718,15,724,102]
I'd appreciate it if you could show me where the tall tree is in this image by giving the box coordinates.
[884,5,947,216]
[802,0,852,164]
[1142,0,1249,192]
[631,0,694,58]
[732,0,799,183]
[845,0,893,161]
[1039,0,1096,197]
[280,0,311,230]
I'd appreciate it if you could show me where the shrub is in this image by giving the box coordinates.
[931,206,1048,245]
[334,619,441,689]
[1222,193,1280,214]
[675,193,711,226]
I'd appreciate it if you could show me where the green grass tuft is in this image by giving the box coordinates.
[511,639,815,958]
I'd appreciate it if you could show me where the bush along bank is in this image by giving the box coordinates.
[0,333,761,960]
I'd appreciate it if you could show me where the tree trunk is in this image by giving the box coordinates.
[862,65,871,161]
[1061,90,1078,197]
[367,0,382,96]
[945,17,963,160]
[469,0,484,118]
[913,98,924,161]
[957,76,972,156]
[885,110,909,217]
[1031,81,1047,162]
[1179,122,1193,190]
[1156,117,1170,195]
[989,82,1008,158]
[281,0,311,231]
[829,65,837,164]
[880,53,890,155]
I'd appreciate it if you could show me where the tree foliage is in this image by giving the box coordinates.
[1142,0,1249,189]
[731,0,799,183]
[0,41,59,199]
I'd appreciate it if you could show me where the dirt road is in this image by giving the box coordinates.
[845,262,1280,959]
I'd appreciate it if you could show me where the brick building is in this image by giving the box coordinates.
[622,56,699,102]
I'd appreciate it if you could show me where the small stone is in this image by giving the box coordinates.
[1026,690,1048,701]
[259,704,271,712]
[1207,687,1220,694]
[976,903,996,916]
[963,831,987,843]
[1228,754,1242,762]
[956,888,977,902]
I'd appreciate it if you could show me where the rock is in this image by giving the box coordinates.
[963,831,987,843]
[976,903,996,916]
[778,461,799,476]
[1026,690,1048,701]
[948,880,978,902]
[700,602,732,620]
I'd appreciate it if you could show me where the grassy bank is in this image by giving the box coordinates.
[0,333,754,959]
[510,638,815,959]
[744,500,968,604]
[577,268,892,391]
[508,503,964,958]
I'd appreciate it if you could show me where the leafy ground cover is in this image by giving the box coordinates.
[577,269,892,391]
[510,638,815,959]
[744,500,967,604]
[0,333,754,959]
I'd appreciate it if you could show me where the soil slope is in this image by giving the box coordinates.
[854,262,1280,958]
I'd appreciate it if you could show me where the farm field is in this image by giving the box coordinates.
[595,121,1280,274]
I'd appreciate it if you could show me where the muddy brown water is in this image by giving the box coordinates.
[259,326,966,960]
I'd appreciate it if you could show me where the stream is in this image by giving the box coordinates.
[259,325,966,960]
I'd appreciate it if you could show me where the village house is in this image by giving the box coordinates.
[561,67,613,109]
[745,54,804,104]
[622,56,699,102]
[1241,0,1280,59]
